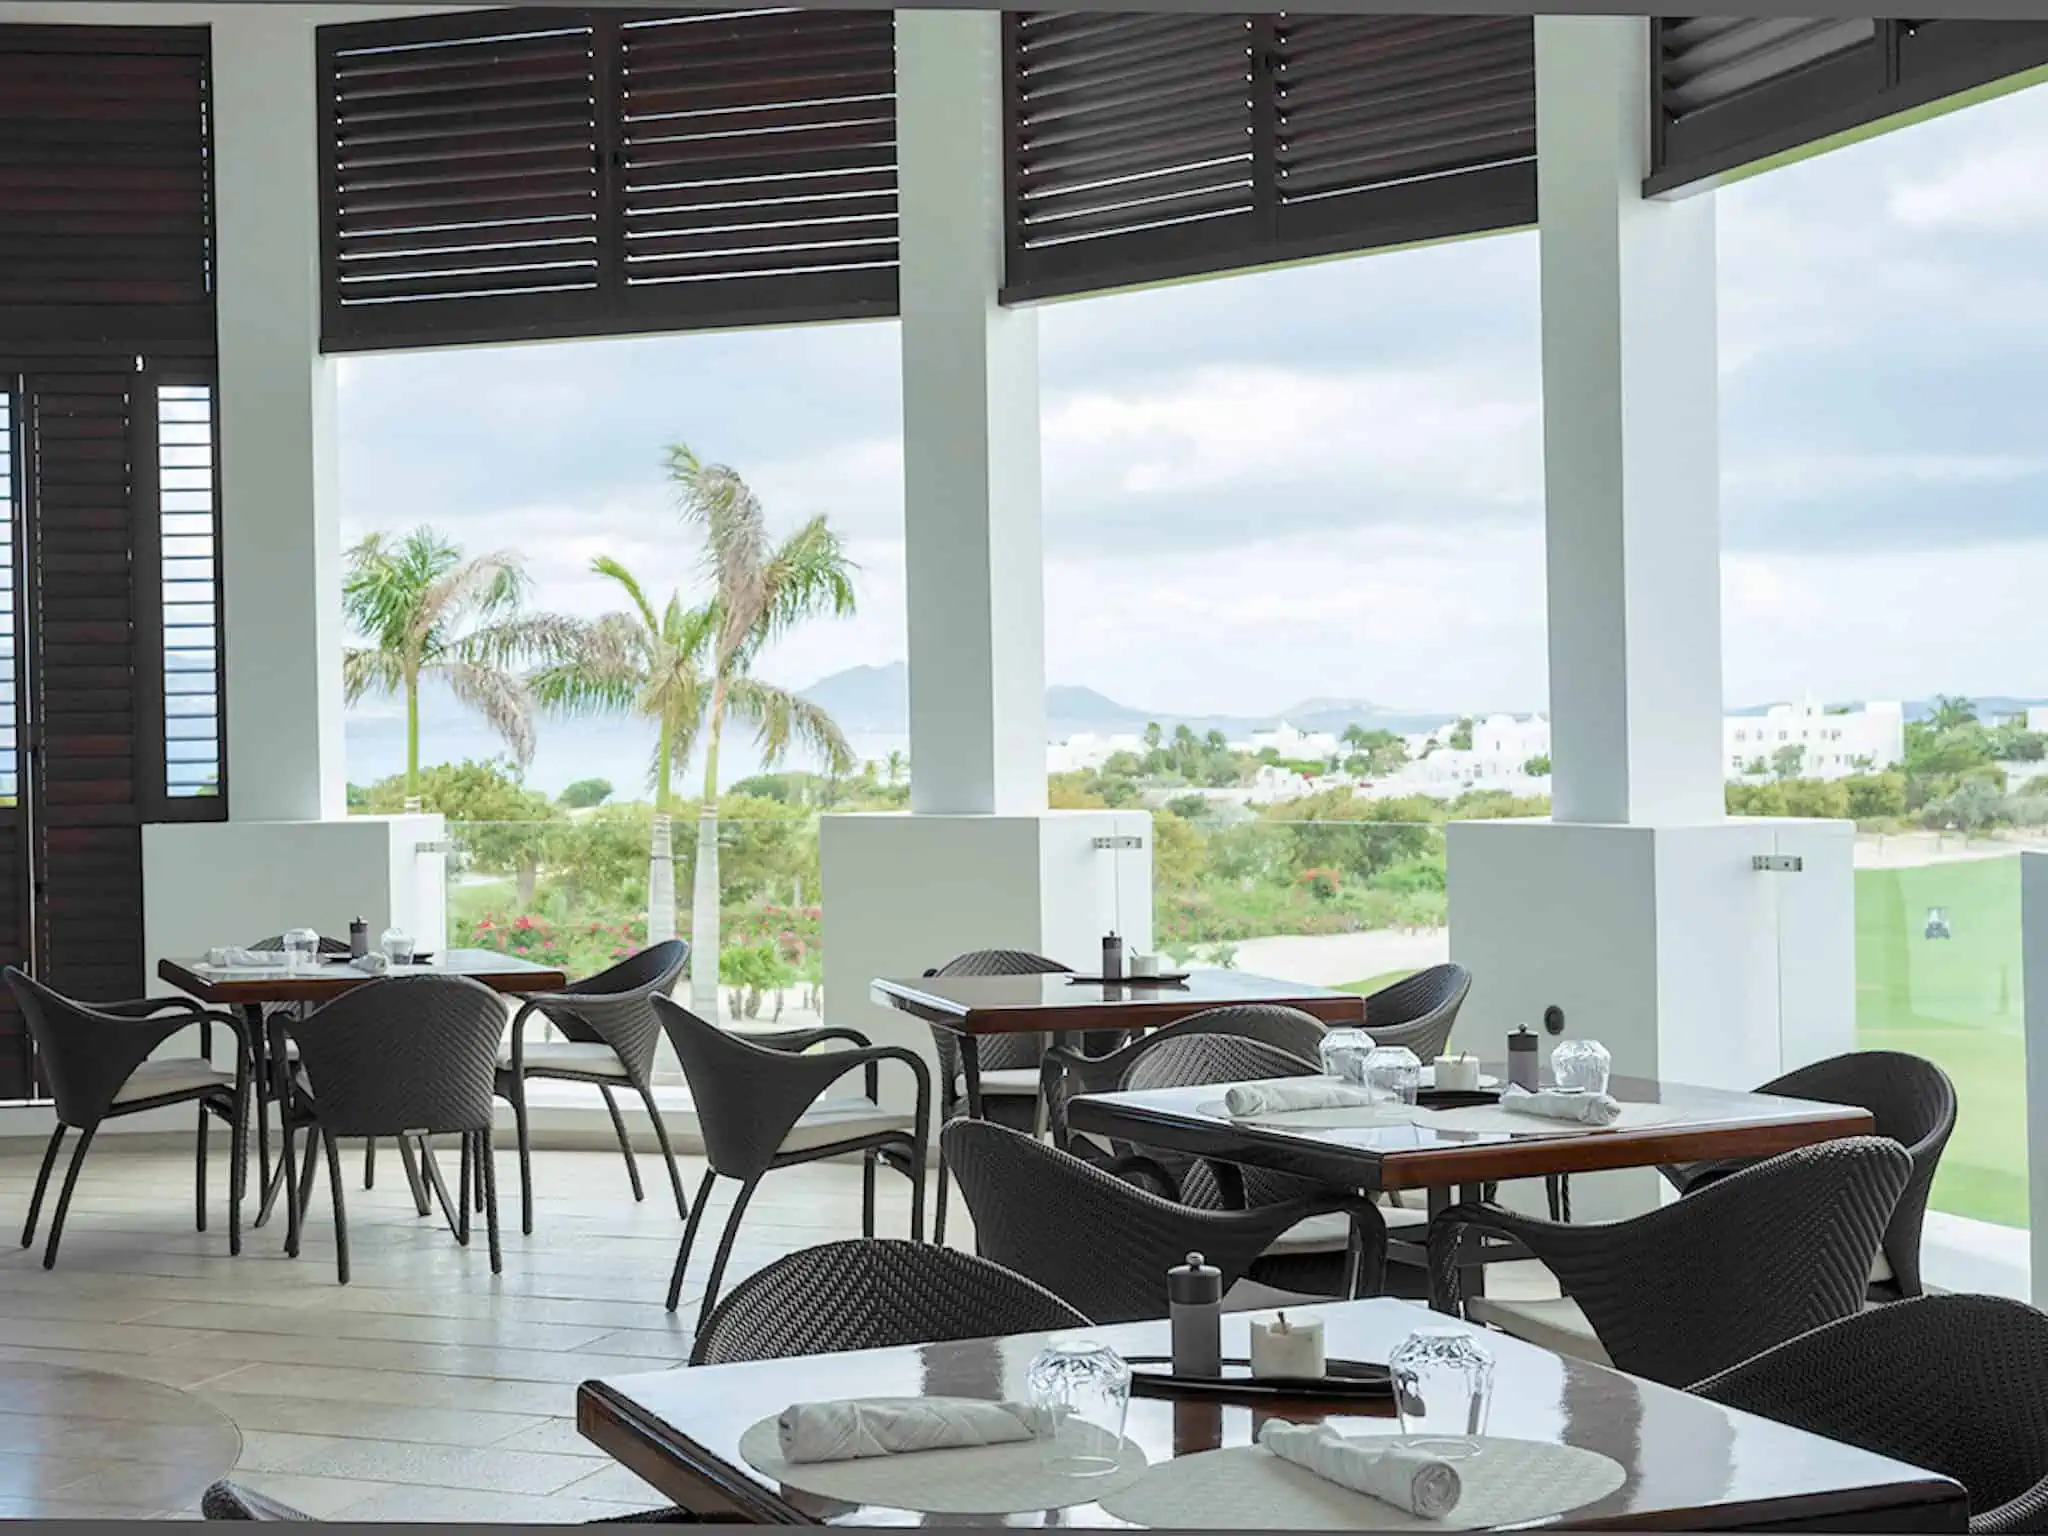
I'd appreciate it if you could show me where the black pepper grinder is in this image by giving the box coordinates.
[1168,1251,1223,1377]
[1101,931,1124,981]
[1508,1024,1539,1091]
[348,917,369,960]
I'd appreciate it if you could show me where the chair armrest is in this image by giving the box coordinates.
[1977,1473,2048,1536]
[1425,1200,1581,1315]
[96,995,209,1019]
[810,1044,933,1136]
[740,1025,874,1054]
[1088,1150,1182,1199]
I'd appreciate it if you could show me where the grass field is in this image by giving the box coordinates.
[1855,855,2027,1229]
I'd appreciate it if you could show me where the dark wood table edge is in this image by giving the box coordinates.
[871,980,1366,1037]
[157,956,571,1004]
[575,1376,1969,1532]
[580,1380,796,1524]
[1064,1097,1877,1191]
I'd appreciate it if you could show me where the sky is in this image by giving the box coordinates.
[337,75,2048,791]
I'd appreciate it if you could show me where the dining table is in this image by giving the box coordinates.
[1063,1069,1873,1300]
[575,1295,1966,1529]
[870,968,1366,1118]
[158,948,569,1230]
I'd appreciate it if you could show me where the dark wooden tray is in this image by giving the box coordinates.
[1124,1354,1393,1401]
[1417,1087,1502,1108]
[1066,973,1192,986]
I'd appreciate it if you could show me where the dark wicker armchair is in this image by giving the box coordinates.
[691,1238,1090,1364]
[1428,1135,1911,1387]
[1661,1050,1955,1299]
[496,938,691,1234]
[276,975,510,1284]
[1360,963,1470,1062]
[923,948,1074,1246]
[656,997,930,1327]
[4,968,249,1268]
[943,1118,1387,1323]
[1690,1294,2048,1534]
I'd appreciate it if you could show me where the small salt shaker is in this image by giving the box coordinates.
[1168,1252,1223,1378]
[1102,932,1125,981]
[349,917,369,960]
[1508,1025,1539,1091]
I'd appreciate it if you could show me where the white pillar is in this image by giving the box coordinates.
[212,8,346,822]
[896,9,1047,817]
[1537,15,1724,828]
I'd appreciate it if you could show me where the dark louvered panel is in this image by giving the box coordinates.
[0,27,212,356]
[24,371,143,1008]
[1273,16,1535,204]
[0,393,29,1097]
[1659,18,1877,116]
[326,14,603,333]
[617,9,897,308]
[1009,12,1258,269]
[155,383,222,803]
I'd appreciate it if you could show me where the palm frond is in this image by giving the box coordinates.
[342,646,405,706]
[665,444,768,650]
[343,528,458,654]
[461,612,582,672]
[414,550,528,659]
[592,555,663,637]
[724,676,853,774]
[528,613,649,717]
[749,514,858,659]
[432,660,538,767]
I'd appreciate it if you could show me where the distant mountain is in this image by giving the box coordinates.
[798,662,1461,740]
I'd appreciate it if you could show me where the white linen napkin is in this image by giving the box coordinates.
[1223,1078,1377,1118]
[203,947,287,970]
[777,1398,1052,1464]
[1500,1084,1622,1126]
[1258,1422,1462,1519]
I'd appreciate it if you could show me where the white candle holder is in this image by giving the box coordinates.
[1249,1312,1326,1379]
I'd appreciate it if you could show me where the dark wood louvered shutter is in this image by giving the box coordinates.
[0,25,213,358]
[18,369,147,1013]
[1650,18,2048,194]
[616,10,897,331]
[321,11,605,351]
[1005,12,1260,299]
[319,8,900,352]
[0,391,30,1095]
[1271,16,1534,258]
[1002,13,1536,303]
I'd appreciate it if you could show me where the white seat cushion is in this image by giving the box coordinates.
[953,1068,1043,1098]
[501,1042,628,1079]
[1223,1278,1325,1313]
[1465,1295,1612,1366]
[114,1058,234,1106]
[1262,1211,1353,1256]
[780,1098,916,1155]
[1870,1249,1894,1285]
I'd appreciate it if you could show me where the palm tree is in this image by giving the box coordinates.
[342,529,570,801]
[884,749,907,786]
[1930,694,1980,732]
[529,558,716,942]
[668,445,857,1015]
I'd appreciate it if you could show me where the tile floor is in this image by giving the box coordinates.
[0,1136,930,1520]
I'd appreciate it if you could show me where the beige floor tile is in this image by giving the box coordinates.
[556,1461,669,1504]
[203,1472,399,1519]
[333,1483,660,1522]
[243,1435,603,1495]
[484,1417,609,1458]
[200,1390,545,1448]
[142,1300,616,1353]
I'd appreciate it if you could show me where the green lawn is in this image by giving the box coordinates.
[1855,856,2027,1228]
[1339,969,1419,998]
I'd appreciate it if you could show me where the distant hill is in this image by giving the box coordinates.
[798,662,1461,740]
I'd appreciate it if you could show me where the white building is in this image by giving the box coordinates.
[1243,722,1342,763]
[1725,699,1905,781]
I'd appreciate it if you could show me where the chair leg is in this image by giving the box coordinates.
[195,1101,209,1233]
[419,1139,460,1237]
[324,1130,350,1285]
[904,1138,927,1245]
[397,1135,431,1218]
[932,1144,949,1249]
[457,1135,472,1248]
[599,1086,644,1203]
[42,1124,97,1270]
[636,1083,689,1222]
[296,1124,322,1222]
[862,1150,877,1238]
[481,1130,502,1275]
[509,1074,535,1235]
[694,1177,759,1335]
[666,1170,717,1313]
[23,1126,64,1249]
[363,1137,375,1191]
[280,1121,302,1259]
[228,1077,247,1259]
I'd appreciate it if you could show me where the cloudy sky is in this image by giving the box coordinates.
[337,75,2048,787]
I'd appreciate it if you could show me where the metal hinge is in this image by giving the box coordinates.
[415,839,457,855]
[1092,835,1144,851]
[1752,854,1803,873]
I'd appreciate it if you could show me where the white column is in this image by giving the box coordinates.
[211,8,346,822]
[896,9,1047,817]
[1537,15,1724,828]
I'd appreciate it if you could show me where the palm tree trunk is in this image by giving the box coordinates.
[648,714,677,944]
[404,669,421,803]
[689,695,726,1018]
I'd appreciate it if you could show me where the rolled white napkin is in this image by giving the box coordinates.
[351,954,391,975]
[1224,1078,1377,1118]
[204,947,286,970]
[1501,1084,1622,1126]
[776,1397,1051,1464]
[1258,1421,1462,1519]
